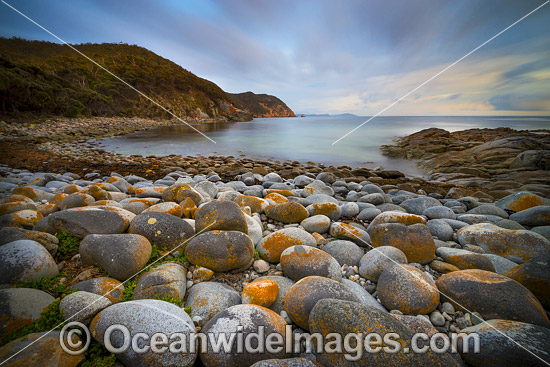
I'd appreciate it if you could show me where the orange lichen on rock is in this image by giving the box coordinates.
[264,193,290,204]
[265,202,308,223]
[242,279,279,307]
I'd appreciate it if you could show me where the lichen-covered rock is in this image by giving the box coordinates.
[377,264,440,315]
[0,240,58,285]
[0,331,84,366]
[329,222,370,246]
[370,223,435,264]
[367,211,426,234]
[322,240,364,267]
[436,269,550,328]
[195,200,248,233]
[284,276,360,330]
[459,319,550,367]
[80,234,152,281]
[306,202,341,221]
[257,228,316,263]
[457,223,550,262]
[0,209,43,229]
[436,247,496,271]
[242,279,279,307]
[504,255,550,309]
[71,277,124,303]
[59,192,95,209]
[134,262,187,301]
[266,201,309,223]
[280,245,342,281]
[200,304,289,367]
[300,214,331,234]
[47,208,128,238]
[90,299,197,367]
[59,291,111,325]
[185,230,254,272]
[0,227,59,255]
[0,288,55,336]
[233,195,270,213]
[509,206,550,227]
[128,211,194,251]
[162,182,204,204]
[495,191,550,212]
[142,201,184,217]
[359,246,408,282]
[309,299,462,367]
[185,282,241,324]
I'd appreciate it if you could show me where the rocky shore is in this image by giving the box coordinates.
[381,127,550,198]
[0,120,549,366]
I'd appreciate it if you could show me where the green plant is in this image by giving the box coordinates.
[153,295,184,307]
[81,340,116,367]
[184,306,192,316]
[121,279,136,302]
[146,244,160,265]
[55,231,81,260]
[16,273,76,298]
[0,299,64,346]
[254,248,261,260]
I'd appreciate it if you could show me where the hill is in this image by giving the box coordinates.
[229,91,296,118]
[0,38,293,121]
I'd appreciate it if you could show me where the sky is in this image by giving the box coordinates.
[1,0,549,115]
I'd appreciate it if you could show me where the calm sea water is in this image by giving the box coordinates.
[100,116,550,177]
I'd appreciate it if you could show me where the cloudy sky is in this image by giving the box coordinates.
[1,0,549,115]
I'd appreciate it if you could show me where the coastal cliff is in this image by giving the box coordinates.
[228,92,296,118]
[0,38,294,121]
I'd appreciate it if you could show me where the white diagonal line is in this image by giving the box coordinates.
[332,0,549,145]
[338,225,550,366]
[1,0,216,144]
[0,222,214,365]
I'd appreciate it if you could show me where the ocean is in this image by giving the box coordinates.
[100,115,550,177]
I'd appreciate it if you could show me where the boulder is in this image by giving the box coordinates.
[134,262,187,301]
[509,206,550,227]
[195,200,248,233]
[257,228,316,263]
[185,230,254,272]
[359,246,408,282]
[370,223,435,264]
[322,240,364,267]
[59,291,111,325]
[80,234,152,281]
[280,245,342,281]
[0,288,55,336]
[436,269,550,328]
[185,282,241,324]
[495,191,549,212]
[266,202,309,223]
[71,277,124,303]
[436,247,496,271]
[47,209,128,238]
[0,240,58,285]
[128,212,194,251]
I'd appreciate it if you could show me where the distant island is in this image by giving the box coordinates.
[0,37,295,121]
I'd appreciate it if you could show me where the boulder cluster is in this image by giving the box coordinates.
[0,166,549,366]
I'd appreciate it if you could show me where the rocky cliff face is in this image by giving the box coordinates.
[228,92,296,118]
[381,127,550,197]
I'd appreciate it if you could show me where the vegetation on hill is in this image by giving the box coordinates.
[229,91,296,117]
[0,38,291,121]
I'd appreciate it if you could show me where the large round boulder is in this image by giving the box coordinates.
[195,200,248,233]
[257,228,316,263]
[377,264,440,314]
[185,230,254,272]
[47,208,128,238]
[359,246,408,282]
[90,299,197,367]
[0,240,58,285]
[265,202,309,223]
[80,234,152,281]
[128,211,195,251]
[370,223,435,264]
[0,288,55,336]
[185,282,241,324]
[284,276,360,330]
[200,304,289,367]
[436,269,550,328]
[280,245,342,281]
